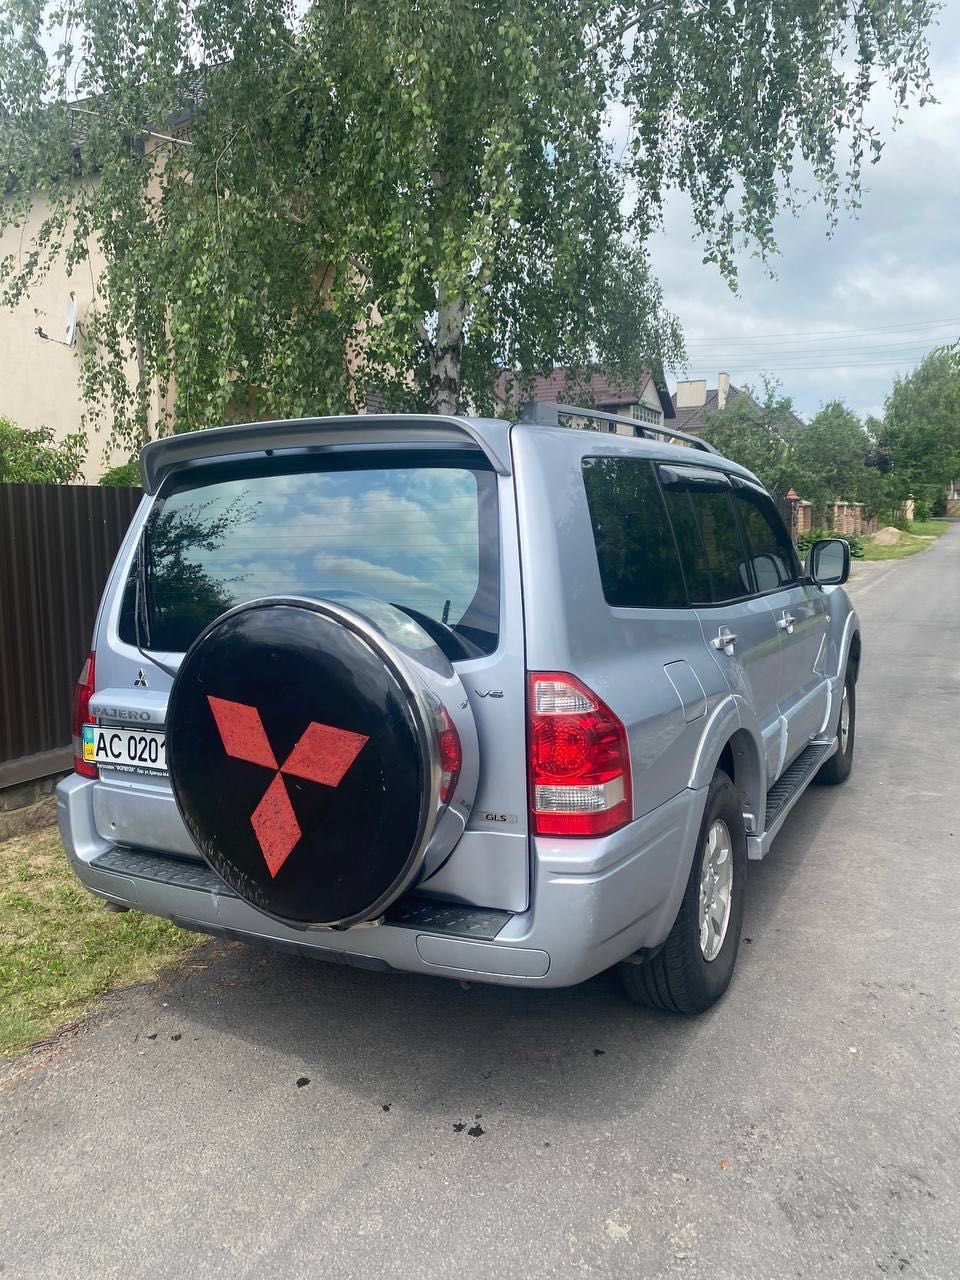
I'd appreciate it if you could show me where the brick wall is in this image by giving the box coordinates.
[827,502,878,536]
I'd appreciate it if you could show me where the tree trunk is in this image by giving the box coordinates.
[429,291,466,415]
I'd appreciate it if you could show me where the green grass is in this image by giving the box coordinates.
[862,531,932,561]
[907,518,950,538]
[861,518,951,561]
[0,828,200,1056]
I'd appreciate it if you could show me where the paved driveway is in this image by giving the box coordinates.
[2,528,958,1279]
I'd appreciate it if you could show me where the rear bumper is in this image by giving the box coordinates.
[57,775,707,989]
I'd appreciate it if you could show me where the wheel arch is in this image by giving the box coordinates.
[716,728,765,833]
[687,697,766,832]
[835,607,862,682]
[847,628,862,683]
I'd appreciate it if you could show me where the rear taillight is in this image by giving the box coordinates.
[436,703,462,804]
[72,652,97,779]
[527,672,631,837]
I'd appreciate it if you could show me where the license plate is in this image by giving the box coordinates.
[82,725,167,774]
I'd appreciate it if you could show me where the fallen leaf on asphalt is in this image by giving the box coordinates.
[720,1158,731,1171]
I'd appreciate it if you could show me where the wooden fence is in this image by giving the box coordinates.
[0,483,142,788]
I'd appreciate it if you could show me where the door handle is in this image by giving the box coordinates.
[711,626,737,655]
[778,612,796,634]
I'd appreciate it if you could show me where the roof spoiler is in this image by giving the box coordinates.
[139,414,511,494]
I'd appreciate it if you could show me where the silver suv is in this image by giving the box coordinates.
[59,405,860,1014]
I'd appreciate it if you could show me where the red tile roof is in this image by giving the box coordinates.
[521,368,652,406]
[495,367,662,415]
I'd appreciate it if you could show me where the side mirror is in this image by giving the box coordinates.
[805,537,850,587]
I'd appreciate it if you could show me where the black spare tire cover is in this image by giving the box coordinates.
[167,598,434,928]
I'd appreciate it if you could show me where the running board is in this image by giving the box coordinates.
[747,738,837,861]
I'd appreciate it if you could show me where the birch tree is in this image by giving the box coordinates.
[0,0,937,453]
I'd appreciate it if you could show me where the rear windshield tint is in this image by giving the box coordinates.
[120,452,499,655]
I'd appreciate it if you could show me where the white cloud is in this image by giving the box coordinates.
[643,7,960,421]
[176,466,484,623]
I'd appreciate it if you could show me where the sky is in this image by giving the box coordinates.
[641,2,960,422]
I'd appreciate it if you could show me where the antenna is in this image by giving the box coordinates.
[64,291,78,347]
[34,291,80,348]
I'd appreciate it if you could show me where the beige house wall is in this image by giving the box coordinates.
[639,379,663,417]
[1,167,174,482]
[1,195,106,480]
[675,378,706,409]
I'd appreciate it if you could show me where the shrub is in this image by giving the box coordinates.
[796,529,864,560]
[99,459,141,487]
[0,418,85,483]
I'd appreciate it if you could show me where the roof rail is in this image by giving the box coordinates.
[519,400,718,455]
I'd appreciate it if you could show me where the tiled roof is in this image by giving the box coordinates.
[670,388,725,436]
[522,368,652,407]
[65,68,212,149]
[496,366,674,416]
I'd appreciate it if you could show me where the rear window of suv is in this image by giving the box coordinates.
[120,451,500,655]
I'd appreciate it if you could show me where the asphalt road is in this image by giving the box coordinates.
[3,530,959,1279]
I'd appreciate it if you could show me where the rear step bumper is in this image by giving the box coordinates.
[90,845,515,941]
[58,774,710,989]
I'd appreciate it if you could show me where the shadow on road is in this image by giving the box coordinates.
[744,779,848,940]
[164,789,849,1124]
[170,936,721,1123]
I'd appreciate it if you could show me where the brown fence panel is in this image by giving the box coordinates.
[0,484,142,786]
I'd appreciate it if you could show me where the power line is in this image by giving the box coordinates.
[684,316,960,347]
[691,340,957,360]
[688,356,934,372]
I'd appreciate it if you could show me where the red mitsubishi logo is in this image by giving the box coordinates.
[207,696,368,878]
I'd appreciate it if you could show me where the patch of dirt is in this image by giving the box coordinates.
[871,526,903,546]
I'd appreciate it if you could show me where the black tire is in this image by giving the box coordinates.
[621,769,746,1015]
[815,664,855,786]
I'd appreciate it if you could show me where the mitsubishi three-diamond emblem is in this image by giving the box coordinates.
[207,695,368,877]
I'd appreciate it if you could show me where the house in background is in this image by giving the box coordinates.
[0,134,178,482]
[499,367,675,434]
[670,372,806,436]
[0,203,120,481]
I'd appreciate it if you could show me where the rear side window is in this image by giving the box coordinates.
[730,482,799,591]
[659,469,748,604]
[581,457,686,608]
[120,452,500,655]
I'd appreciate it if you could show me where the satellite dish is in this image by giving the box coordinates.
[64,291,77,347]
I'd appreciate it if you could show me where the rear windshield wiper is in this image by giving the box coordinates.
[390,604,482,662]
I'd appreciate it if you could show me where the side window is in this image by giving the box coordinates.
[581,457,687,608]
[659,469,749,604]
[731,483,800,592]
